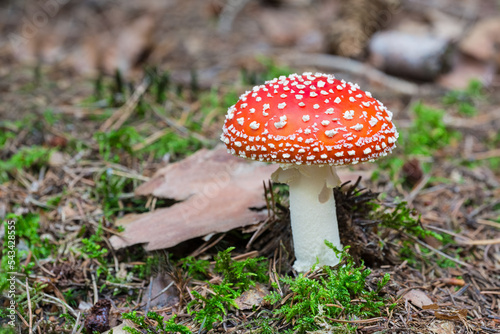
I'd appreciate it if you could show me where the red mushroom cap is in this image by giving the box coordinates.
[221,72,398,165]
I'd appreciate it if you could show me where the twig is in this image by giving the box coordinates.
[152,106,209,143]
[42,293,79,318]
[71,312,81,334]
[468,199,500,218]
[404,234,472,268]
[104,281,145,289]
[99,77,150,132]
[145,276,153,313]
[16,310,29,327]
[477,219,500,229]
[404,173,432,205]
[132,128,170,152]
[91,273,98,305]
[471,148,500,160]
[26,278,33,333]
[455,238,500,246]
[327,317,385,324]
[110,169,150,182]
[189,233,226,258]
[217,0,251,35]
[134,280,175,310]
[280,53,420,95]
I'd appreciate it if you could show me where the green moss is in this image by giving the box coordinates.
[267,243,391,333]
[123,312,192,334]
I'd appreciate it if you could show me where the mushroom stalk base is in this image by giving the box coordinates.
[272,165,342,272]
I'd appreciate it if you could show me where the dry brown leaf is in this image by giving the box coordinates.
[437,54,491,90]
[140,274,179,309]
[422,303,439,310]
[110,146,276,251]
[234,283,269,310]
[435,308,467,321]
[428,321,455,334]
[403,289,433,308]
[460,16,500,61]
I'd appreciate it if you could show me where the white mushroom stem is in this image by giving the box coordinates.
[272,165,342,272]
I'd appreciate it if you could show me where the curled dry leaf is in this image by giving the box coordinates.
[402,289,434,309]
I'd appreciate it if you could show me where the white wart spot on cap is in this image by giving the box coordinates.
[249,121,260,130]
[350,123,363,131]
[343,110,354,120]
[325,129,338,137]
[274,115,287,129]
[369,116,378,127]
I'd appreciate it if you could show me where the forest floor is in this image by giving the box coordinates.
[1,1,500,333]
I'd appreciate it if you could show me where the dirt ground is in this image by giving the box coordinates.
[0,0,499,333]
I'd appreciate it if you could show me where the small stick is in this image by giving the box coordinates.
[405,234,472,268]
[42,293,79,317]
[145,276,153,313]
[328,317,385,324]
[405,173,432,205]
[471,148,500,160]
[71,312,81,334]
[281,53,420,95]
[456,238,500,246]
[217,0,251,34]
[26,278,33,332]
[100,77,150,132]
[91,273,98,305]
[132,128,170,152]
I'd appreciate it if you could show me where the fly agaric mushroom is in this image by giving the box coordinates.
[221,72,398,272]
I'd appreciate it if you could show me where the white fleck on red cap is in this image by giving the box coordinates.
[221,73,399,165]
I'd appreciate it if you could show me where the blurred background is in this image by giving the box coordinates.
[1,0,499,93]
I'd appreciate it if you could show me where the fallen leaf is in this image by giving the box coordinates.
[403,289,433,309]
[422,304,439,310]
[110,146,276,251]
[437,54,492,90]
[435,308,467,321]
[48,151,70,167]
[141,274,179,309]
[428,320,455,334]
[460,16,500,61]
[234,283,269,310]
